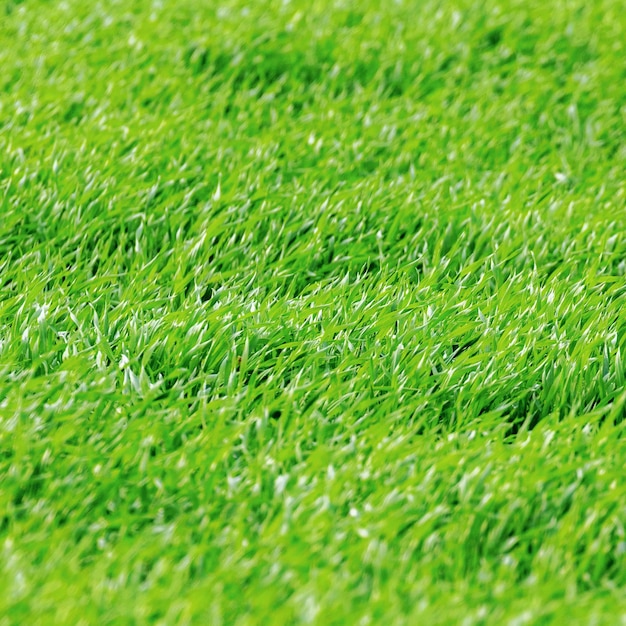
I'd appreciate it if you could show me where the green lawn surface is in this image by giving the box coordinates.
[1,0,625,623]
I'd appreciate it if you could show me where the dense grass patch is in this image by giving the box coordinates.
[1,0,625,623]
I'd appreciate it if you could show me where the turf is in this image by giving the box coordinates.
[1,0,626,623]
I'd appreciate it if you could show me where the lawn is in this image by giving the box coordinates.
[1,0,625,623]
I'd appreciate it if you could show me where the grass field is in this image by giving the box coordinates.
[1,0,626,623]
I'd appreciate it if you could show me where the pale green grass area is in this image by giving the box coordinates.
[1,0,625,623]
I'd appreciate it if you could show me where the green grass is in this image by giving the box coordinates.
[1,0,626,623]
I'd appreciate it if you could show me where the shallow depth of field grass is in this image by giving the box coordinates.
[1,0,626,623]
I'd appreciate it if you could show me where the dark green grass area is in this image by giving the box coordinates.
[1,0,625,623]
